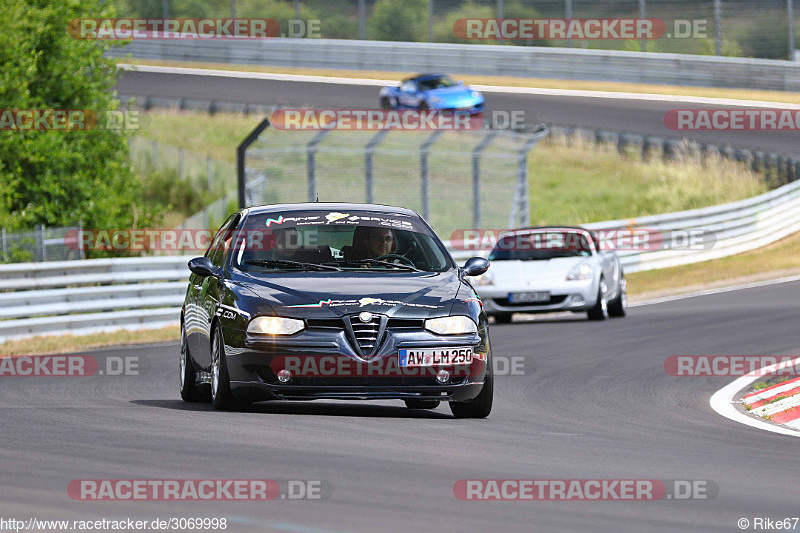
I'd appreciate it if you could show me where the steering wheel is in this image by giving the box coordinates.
[375,253,416,267]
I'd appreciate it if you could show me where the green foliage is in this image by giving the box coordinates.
[0,0,149,233]
[368,0,426,42]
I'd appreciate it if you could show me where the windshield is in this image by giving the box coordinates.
[231,210,452,273]
[488,231,594,261]
[416,75,457,91]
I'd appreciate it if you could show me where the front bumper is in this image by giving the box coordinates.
[478,279,598,314]
[221,325,489,403]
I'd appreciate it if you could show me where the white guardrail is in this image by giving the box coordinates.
[2,179,800,343]
[107,39,800,92]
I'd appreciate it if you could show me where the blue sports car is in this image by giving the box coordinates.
[379,73,484,114]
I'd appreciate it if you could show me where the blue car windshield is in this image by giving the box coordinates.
[416,76,457,91]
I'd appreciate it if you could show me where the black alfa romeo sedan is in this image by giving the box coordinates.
[180,203,493,418]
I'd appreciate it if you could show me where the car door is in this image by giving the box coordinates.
[397,80,419,108]
[193,214,240,370]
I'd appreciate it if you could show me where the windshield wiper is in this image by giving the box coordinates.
[244,259,341,271]
[324,259,422,272]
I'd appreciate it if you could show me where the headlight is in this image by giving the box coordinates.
[247,316,305,335]
[566,263,594,281]
[425,316,478,335]
[471,91,481,98]
[471,271,495,286]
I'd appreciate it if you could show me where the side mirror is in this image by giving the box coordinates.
[461,257,490,277]
[188,256,221,279]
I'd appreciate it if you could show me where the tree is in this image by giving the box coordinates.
[368,0,425,42]
[0,0,147,233]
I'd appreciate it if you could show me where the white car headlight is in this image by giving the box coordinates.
[566,263,594,281]
[247,316,305,335]
[471,271,495,286]
[425,316,478,335]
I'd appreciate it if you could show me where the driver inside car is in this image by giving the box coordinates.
[344,226,396,261]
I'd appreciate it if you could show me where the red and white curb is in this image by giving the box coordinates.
[710,356,800,437]
[741,376,800,428]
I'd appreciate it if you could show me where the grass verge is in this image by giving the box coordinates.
[0,326,179,357]
[628,230,800,299]
[126,59,800,104]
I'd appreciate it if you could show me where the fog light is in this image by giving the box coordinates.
[571,295,584,303]
[436,369,450,383]
[277,369,292,383]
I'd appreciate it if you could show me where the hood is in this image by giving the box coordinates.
[235,271,462,319]
[425,85,481,104]
[489,257,591,284]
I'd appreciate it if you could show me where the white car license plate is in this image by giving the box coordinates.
[508,291,550,303]
[398,347,474,367]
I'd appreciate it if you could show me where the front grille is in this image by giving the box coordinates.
[494,295,568,307]
[349,315,381,353]
[386,318,424,329]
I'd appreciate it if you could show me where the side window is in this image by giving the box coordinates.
[400,81,416,93]
[206,214,240,267]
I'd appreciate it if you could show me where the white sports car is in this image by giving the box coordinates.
[470,227,627,323]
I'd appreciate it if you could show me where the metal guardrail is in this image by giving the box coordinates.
[108,39,800,92]
[2,175,800,342]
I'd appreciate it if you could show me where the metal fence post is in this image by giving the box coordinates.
[428,0,434,42]
[714,0,722,56]
[306,130,331,202]
[639,0,646,52]
[237,118,271,209]
[472,131,498,229]
[365,129,391,203]
[420,130,445,222]
[179,148,185,179]
[513,128,549,227]
[206,155,213,191]
[497,0,504,44]
[789,0,796,61]
[1,227,5,262]
[565,0,572,47]
[35,224,45,262]
[77,223,84,260]
[359,0,366,40]
[162,0,169,19]
[294,0,300,22]
[230,0,236,19]
[152,140,159,167]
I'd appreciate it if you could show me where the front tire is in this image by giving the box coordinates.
[380,96,393,109]
[587,278,609,321]
[211,325,247,411]
[449,359,493,419]
[608,275,627,318]
[180,323,206,402]
[404,399,440,410]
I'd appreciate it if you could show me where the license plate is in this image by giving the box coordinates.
[508,291,550,303]
[398,347,474,367]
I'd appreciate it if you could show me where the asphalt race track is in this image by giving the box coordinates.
[3,281,799,532]
[116,69,800,154]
